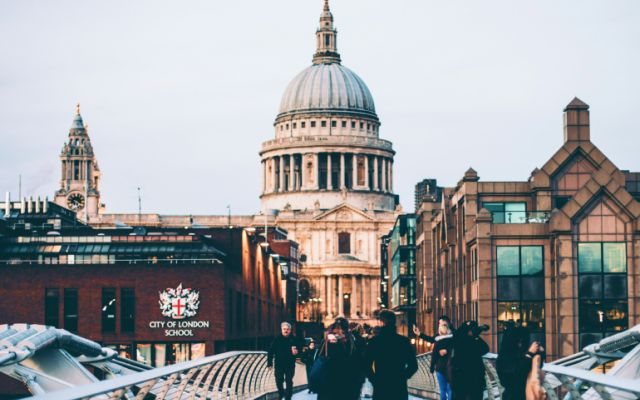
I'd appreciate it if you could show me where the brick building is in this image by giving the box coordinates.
[415,98,640,360]
[0,200,298,367]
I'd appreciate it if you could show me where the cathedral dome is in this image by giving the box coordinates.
[277,63,377,120]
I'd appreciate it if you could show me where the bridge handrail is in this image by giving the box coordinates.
[542,363,640,399]
[23,351,305,400]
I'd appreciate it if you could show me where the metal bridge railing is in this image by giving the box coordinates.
[23,351,307,400]
[407,353,502,400]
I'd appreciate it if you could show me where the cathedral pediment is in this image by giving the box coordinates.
[312,203,375,222]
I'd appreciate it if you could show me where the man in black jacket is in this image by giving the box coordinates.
[365,310,418,399]
[267,322,299,400]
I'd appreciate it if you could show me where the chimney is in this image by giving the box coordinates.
[35,196,41,213]
[43,197,49,213]
[563,97,590,143]
[20,197,25,214]
[27,196,33,213]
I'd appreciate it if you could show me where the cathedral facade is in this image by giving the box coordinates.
[259,0,398,324]
[50,1,397,325]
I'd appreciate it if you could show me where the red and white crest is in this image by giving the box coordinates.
[158,283,200,319]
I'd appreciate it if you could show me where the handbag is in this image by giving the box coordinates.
[308,341,330,392]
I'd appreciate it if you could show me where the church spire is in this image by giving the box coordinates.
[312,0,341,65]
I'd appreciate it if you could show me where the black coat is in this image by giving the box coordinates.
[267,334,299,370]
[316,336,363,400]
[365,326,418,400]
[430,334,453,375]
[497,353,532,400]
[450,334,489,396]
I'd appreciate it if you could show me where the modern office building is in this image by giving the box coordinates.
[415,98,640,360]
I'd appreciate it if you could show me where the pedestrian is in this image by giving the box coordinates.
[449,320,490,400]
[497,326,545,400]
[430,321,453,400]
[412,316,453,344]
[313,321,362,400]
[365,309,418,400]
[267,322,299,400]
[301,338,317,394]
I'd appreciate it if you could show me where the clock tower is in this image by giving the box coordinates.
[54,104,102,220]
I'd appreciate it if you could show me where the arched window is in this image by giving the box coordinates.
[338,232,350,254]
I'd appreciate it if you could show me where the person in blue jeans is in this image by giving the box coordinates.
[430,323,453,400]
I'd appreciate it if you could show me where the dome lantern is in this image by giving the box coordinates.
[312,0,341,65]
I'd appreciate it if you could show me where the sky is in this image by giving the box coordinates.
[1,0,639,215]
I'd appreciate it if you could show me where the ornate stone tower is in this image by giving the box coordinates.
[260,1,398,324]
[54,104,102,219]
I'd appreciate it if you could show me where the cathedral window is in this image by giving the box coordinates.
[286,123,289,130]
[360,122,364,130]
[301,121,306,128]
[342,121,347,128]
[311,121,316,128]
[338,232,351,254]
[321,121,327,128]
[351,121,356,129]
[293,122,297,129]
[367,123,370,131]
[331,121,336,128]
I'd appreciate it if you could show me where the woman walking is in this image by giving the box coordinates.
[430,322,453,400]
[315,321,363,400]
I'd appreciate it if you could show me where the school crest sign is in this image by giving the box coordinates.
[158,283,200,320]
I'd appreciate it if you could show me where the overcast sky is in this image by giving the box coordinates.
[1,0,639,215]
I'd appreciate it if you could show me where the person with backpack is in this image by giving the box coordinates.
[430,322,453,400]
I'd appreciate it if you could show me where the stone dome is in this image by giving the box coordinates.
[277,63,377,120]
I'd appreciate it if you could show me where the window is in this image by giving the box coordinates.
[338,232,351,254]
[578,242,628,347]
[102,288,116,333]
[321,121,327,128]
[351,121,356,129]
[331,120,336,128]
[45,288,59,327]
[292,122,296,129]
[341,121,347,128]
[285,123,289,130]
[360,122,364,129]
[121,288,135,333]
[483,202,526,224]
[310,121,316,128]
[497,246,544,341]
[64,289,79,332]
[301,121,306,128]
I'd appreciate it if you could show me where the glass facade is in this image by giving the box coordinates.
[578,242,628,347]
[497,246,544,343]
[484,202,526,224]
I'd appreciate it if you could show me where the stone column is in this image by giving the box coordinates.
[327,275,333,316]
[313,153,320,190]
[340,153,345,188]
[271,158,277,193]
[279,156,285,192]
[289,155,295,191]
[370,277,378,313]
[364,155,370,190]
[373,157,379,191]
[351,275,357,317]
[389,160,393,192]
[327,153,332,190]
[381,158,387,192]
[352,154,358,189]
[338,275,344,316]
